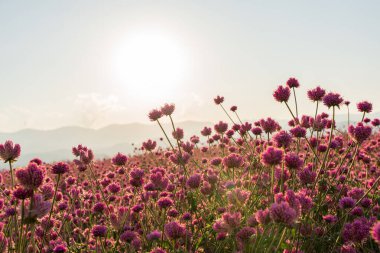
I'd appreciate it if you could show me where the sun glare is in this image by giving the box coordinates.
[113,30,187,103]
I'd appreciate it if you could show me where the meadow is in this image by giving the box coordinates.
[0,78,380,252]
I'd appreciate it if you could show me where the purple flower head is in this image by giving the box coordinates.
[290,126,306,138]
[307,86,326,102]
[259,118,281,134]
[269,201,297,226]
[147,230,162,241]
[52,162,69,175]
[222,153,244,168]
[92,225,107,237]
[286,77,300,88]
[16,162,44,190]
[273,85,291,103]
[284,152,303,170]
[157,197,173,209]
[112,152,128,166]
[186,173,202,189]
[357,101,373,113]
[172,128,184,140]
[273,131,292,148]
[339,197,355,209]
[323,92,344,108]
[142,139,157,151]
[160,103,175,116]
[214,95,224,105]
[214,121,228,134]
[148,109,163,121]
[0,140,21,163]
[164,221,186,240]
[348,123,372,143]
[261,147,283,166]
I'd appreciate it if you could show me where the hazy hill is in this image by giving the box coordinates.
[0,112,378,168]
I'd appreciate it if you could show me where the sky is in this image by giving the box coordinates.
[0,0,380,132]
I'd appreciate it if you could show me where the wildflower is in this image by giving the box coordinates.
[290,126,306,138]
[92,225,107,237]
[157,197,173,209]
[348,123,372,143]
[148,109,163,121]
[51,162,69,175]
[222,153,244,168]
[161,103,175,116]
[186,174,202,189]
[214,95,224,105]
[273,85,291,103]
[261,147,283,166]
[307,86,325,102]
[164,221,186,239]
[142,139,157,151]
[284,153,303,170]
[230,105,237,112]
[286,77,300,88]
[269,201,297,226]
[357,101,372,113]
[323,92,344,108]
[0,140,21,162]
[172,128,184,140]
[214,121,228,134]
[112,152,128,166]
[16,162,44,190]
[273,130,292,148]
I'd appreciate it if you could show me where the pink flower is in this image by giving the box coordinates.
[160,103,175,116]
[357,101,372,113]
[16,162,44,190]
[348,123,372,143]
[269,201,297,226]
[273,85,291,103]
[323,92,343,108]
[0,140,21,163]
[261,147,283,166]
[222,153,244,168]
[307,86,325,102]
[286,77,300,88]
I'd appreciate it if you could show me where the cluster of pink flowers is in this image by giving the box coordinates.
[0,78,379,252]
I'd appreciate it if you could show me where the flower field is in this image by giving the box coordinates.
[0,78,380,252]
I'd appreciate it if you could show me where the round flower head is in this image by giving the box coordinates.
[161,103,175,116]
[52,162,69,175]
[323,92,343,108]
[273,131,292,148]
[148,109,163,121]
[0,140,21,163]
[290,126,306,138]
[214,95,224,105]
[286,77,300,88]
[157,197,173,209]
[164,221,186,240]
[16,162,44,190]
[261,147,283,166]
[269,201,297,226]
[142,139,157,151]
[348,123,372,143]
[284,152,303,170]
[307,86,326,102]
[112,152,128,166]
[230,105,237,112]
[222,153,244,168]
[172,128,184,140]
[186,173,202,189]
[371,221,380,245]
[92,225,107,237]
[357,101,372,113]
[273,85,291,103]
[26,194,51,219]
[201,127,212,136]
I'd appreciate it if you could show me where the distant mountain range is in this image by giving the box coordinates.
[0,112,378,168]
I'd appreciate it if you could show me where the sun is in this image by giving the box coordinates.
[113,30,187,103]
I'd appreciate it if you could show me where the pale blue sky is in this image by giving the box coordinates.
[0,1,379,132]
